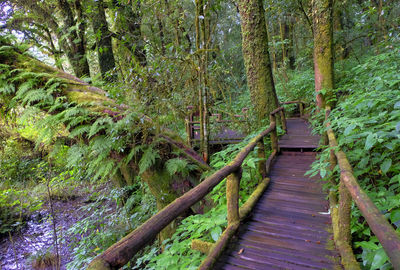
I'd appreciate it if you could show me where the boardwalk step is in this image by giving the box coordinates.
[214,118,341,269]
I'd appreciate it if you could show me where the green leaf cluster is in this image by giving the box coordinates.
[309,46,400,269]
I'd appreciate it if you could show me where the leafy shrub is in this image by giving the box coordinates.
[309,47,400,269]
[0,188,42,234]
[143,130,269,269]
[65,183,157,269]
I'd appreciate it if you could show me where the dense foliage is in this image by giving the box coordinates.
[308,42,400,269]
[1,0,400,269]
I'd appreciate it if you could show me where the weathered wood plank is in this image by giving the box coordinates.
[214,118,341,269]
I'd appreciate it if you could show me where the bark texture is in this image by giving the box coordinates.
[312,0,334,108]
[238,0,279,124]
[92,0,117,81]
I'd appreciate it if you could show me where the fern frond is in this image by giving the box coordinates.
[67,144,88,167]
[66,116,92,130]
[88,117,113,138]
[13,81,38,102]
[48,98,68,113]
[165,158,189,176]
[139,146,160,174]
[0,83,15,95]
[21,88,53,106]
[69,125,91,138]
[122,145,145,165]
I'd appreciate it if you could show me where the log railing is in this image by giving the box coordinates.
[87,105,289,270]
[185,107,248,146]
[325,106,400,269]
[280,100,306,117]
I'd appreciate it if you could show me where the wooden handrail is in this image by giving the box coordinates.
[270,107,284,115]
[280,100,305,105]
[325,107,400,268]
[188,119,246,124]
[88,122,277,269]
[280,100,305,117]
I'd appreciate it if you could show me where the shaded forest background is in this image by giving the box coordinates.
[0,0,399,269]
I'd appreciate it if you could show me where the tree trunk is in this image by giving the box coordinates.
[196,0,210,163]
[288,22,296,69]
[312,0,335,109]
[279,20,289,65]
[113,2,147,66]
[57,0,91,78]
[238,0,279,124]
[91,0,117,82]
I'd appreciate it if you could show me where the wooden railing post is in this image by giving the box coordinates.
[227,169,242,225]
[338,177,353,243]
[185,117,192,147]
[299,102,304,117]
[269,114,278,152]
[279,108,287,133]
[257,141,267,179]
[325,106,361,269]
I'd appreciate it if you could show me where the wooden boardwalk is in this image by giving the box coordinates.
[214,118,342,269]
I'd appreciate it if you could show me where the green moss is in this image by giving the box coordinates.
[238,0,279,124]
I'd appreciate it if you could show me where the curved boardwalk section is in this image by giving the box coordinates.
[214,118,342,269]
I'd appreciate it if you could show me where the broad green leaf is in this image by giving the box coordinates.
[213,161,225,168]
[211,226,222,242]
[358,157,369,168]
[390,175,400,184]
[355,241,378,250]
[365,134,376,150]
[344,124,356,136]
[390,209,400,223]
[246,159,256,169]
[371,248,388,269]
[320,168,327,178]
[394,101,400,109]
[380,159,392,174]
[384,143,394,150]
[396,122,400,133]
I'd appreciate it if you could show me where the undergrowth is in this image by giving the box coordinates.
[142,129,269,269]
[65,182,157,269]
[308,46,400,269]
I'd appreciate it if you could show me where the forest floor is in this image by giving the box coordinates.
[0,184,110,270]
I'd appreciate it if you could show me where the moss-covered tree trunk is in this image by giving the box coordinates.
[195,0,210,162]
[312,0,335,108]
[91,0,117,81]
[238,0,279,124]
[113,1,147,66]
[57,0,91,78]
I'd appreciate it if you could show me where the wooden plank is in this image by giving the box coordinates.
[231,239,339,265]
[255,201,329,216]
[224,254,312,270]
[229,245,336,269]
[252,205,331,222]
[248,217,330,234]
[236,235,338,260]
[215,118,341,269]
[245,223,330,243]
[241,232,333,255]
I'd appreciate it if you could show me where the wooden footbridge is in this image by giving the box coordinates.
[88,102,400,270]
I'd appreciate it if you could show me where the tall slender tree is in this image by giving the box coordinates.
[91,0,117,81]
[238,0,279,123]
[312,0,335,108]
